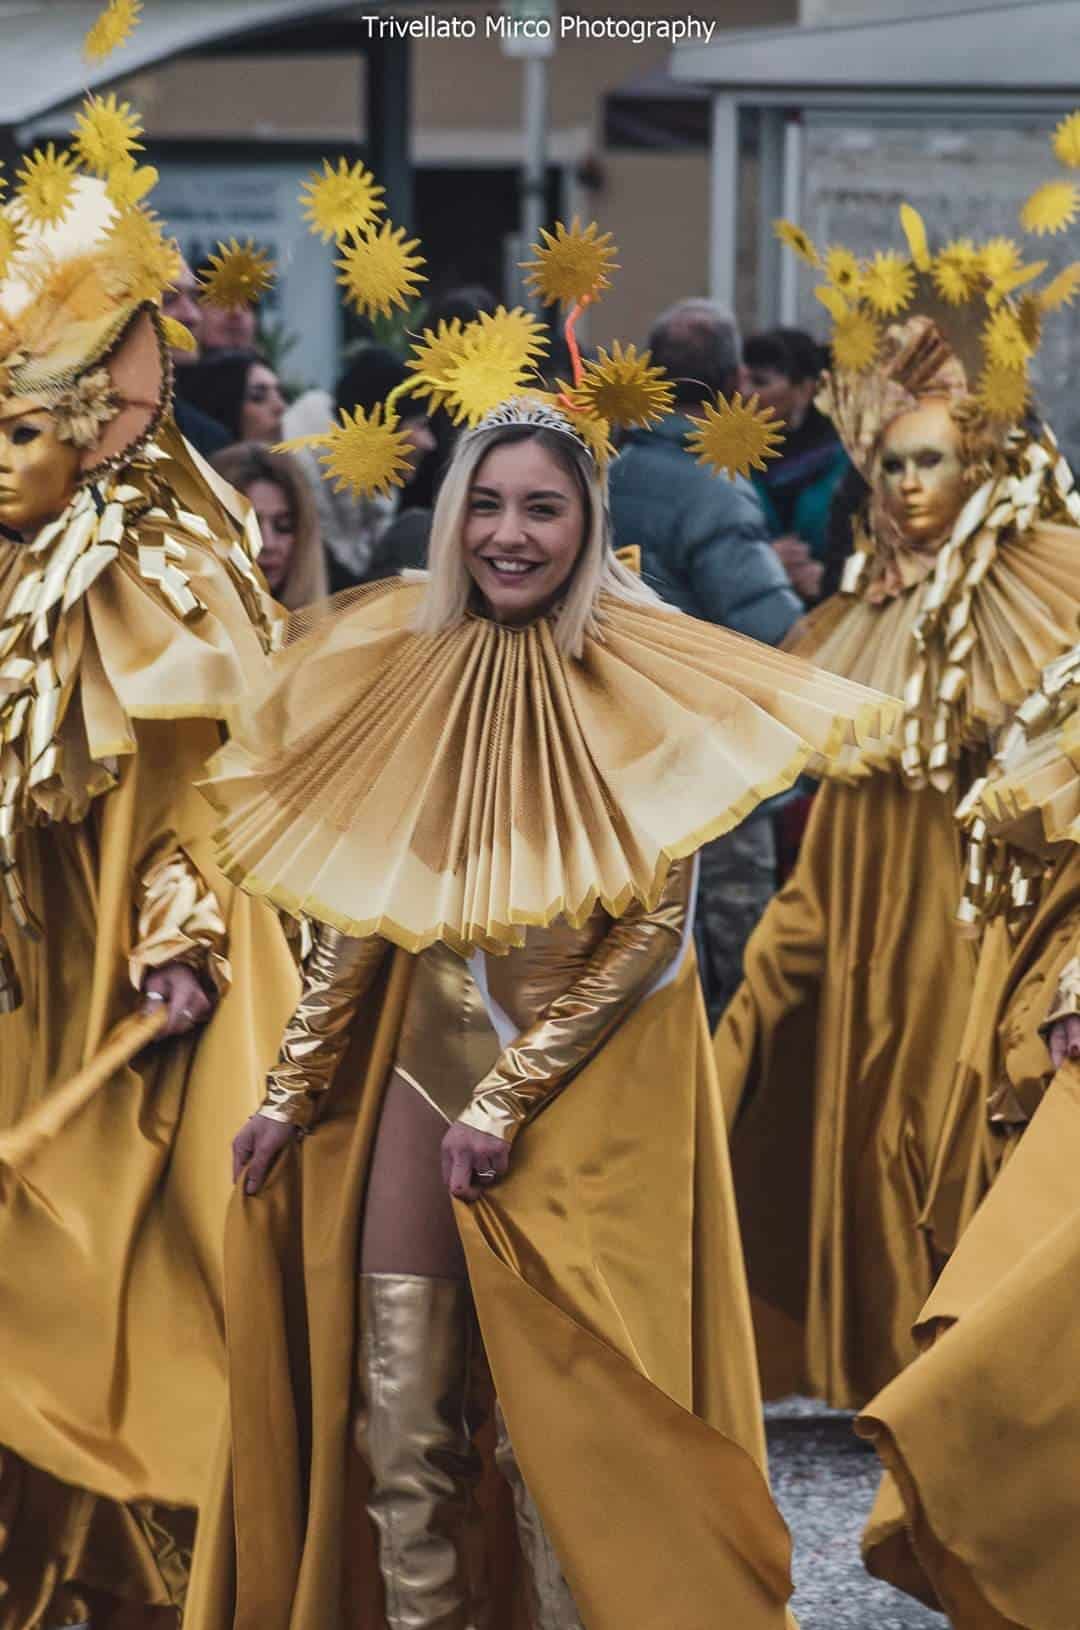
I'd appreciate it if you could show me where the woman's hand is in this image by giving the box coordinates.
[1047,1015,1080,1070]
[441,1122,511,1203]
[233,1113,300,1194]
[142,961,215,1037]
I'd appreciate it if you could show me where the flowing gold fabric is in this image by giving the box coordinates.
[186,950,798,1630]
[203,578,897,957]
[858,996,1080,1626]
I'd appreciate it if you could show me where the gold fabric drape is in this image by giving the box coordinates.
[204,578,897,956]
[186,953,798,1630]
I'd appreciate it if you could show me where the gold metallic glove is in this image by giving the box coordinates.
[261,924,389,1127]
[458,860,692,1144]
[129,841,230,996]
[1041,954,1080,1034]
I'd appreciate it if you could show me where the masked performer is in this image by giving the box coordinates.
[713,207,1080,1408]
[856,649,1080,1627]
[182,213,899,1630]
[0,170,298,1628]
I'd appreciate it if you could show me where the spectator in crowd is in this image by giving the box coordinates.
[282,345,435,591]
[608,296,803,1024]
[212,442,328,609]
[175,349,286,445]
[742,327,850,602]
[197,258,261,355]
[162,259,231,457]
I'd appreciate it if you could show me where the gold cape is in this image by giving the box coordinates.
[857,856,1080,1627]
[0,425,299,1628]
[186,947,799,1630]
[714,499,1080,1409]
[202,577,897,955]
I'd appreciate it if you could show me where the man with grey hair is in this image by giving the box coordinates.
[608,296,803,1024]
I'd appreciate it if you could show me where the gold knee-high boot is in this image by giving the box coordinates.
[355,1274,482,1630]
[494,1402,583,1630]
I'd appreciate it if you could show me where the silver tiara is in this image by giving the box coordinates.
[470,395,595,458]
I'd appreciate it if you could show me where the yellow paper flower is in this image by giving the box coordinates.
[899,204,931,272]
[824,247,862,296]
[522,219,619,309]
[932,239,982,305]
[84,0,143,62]
[815,285,849,322]
[975,363,1030,424]
[161,316,198,355]
[104,208,182,303]
[861,251,916,316]
[1039,261,1080,311]
[336,220,426,319]
[0,215,26,279]
[199,239,276,310]
[441,331,538,427]
[574,342,675,429]
[568,406,615,468]
[1052,111,1080,170]
[15,145,78,228]
[1020,180,1080,236]
[471,306,549,370]
[72,93,143,177]
[104,159,158,211]
[300,157,385,243]
[277,407,414,500]
[831,310,881,373]
[983,305,1033,372]
[987,258,1048,308]
[406,318,470,410]
[773,219,820,268]
[980,237,1023,283]
[1017,294,1043,351]
[684,393,785,481]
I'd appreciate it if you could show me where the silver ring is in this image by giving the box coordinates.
[180,1007,196,1021]
[474,1167,498,1182]
[144,991,167,1005]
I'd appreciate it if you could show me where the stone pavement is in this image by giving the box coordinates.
[766,1399,942,1629]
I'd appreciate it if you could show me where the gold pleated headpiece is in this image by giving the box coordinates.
[204,579,898,955]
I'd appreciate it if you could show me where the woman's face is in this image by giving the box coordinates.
[463,439,587,627]
[248,476,296,594]
[0,410,82,536]
[877,398,970,548]
[240,364,285,444]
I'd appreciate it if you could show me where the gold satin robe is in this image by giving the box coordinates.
[187,862,799,1630]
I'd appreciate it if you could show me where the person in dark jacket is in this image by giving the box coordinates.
[608,298,803,1025]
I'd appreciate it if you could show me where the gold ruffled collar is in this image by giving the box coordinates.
[204,578,897,955]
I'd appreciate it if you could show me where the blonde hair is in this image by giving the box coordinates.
[413,421,658,657]
[211,441,328,610]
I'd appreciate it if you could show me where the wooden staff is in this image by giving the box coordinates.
[0,1008,169,1171]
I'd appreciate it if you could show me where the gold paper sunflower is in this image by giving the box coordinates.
[441,332,538,427]
[831,309,881,373]
[0,215,25,279]
[932,239,982,305]
[575,342,675,429]
[773,219,820,268]
[1020,180,1080,236]
[861,251,916,316]
[975,363,1030,424]
[300,157,385,243]
[899,204,931,271]
[987,258,1048,307]
[278,406,414,500]
[72,93,143,177]
[104,208,181,302]
[161,316,198,355]
[824,247,862,296]
[406,318,470,410]
[569,407,615,468]
[983,305,1033,372]
[336,221,426,318]
[1052,111,1080,170]
[1039,261,1080,311]
[199,239,276,309]
[84,0,143,62]
[815,285,849,322]
[521,219,619,309]
[685,393,785,482]
[980,236,1024,283]
[104,159,158,211]
[15,145,78,228]
[472,306,549,370]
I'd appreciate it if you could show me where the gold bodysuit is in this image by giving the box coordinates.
[260,860,693,1138]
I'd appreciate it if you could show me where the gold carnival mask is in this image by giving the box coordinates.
[0,408,83,535]
[875,397,971,552]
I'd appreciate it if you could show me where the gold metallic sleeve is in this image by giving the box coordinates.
[458,860,692,1144]
[1041,954,1080,1033]
[261,924,390,1127]
[129,842,231,996]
